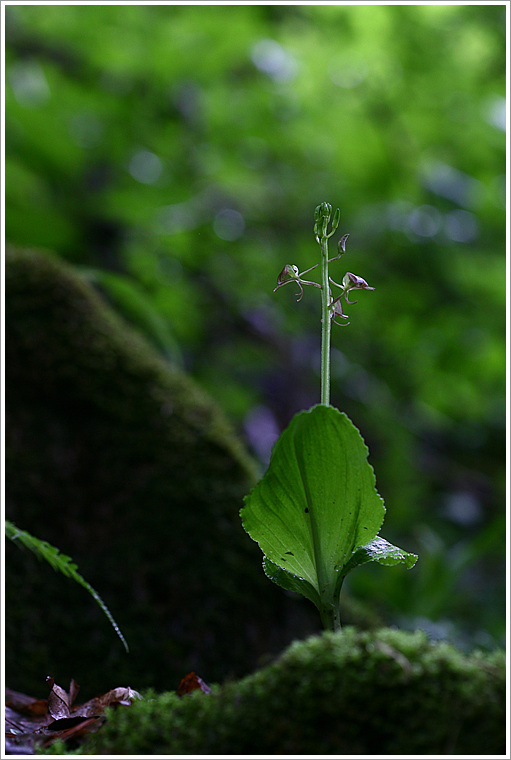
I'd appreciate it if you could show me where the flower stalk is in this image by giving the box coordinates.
[273,202,374,407]
[320,234,332,406]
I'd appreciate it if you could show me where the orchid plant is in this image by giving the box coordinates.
[241,203,417,632]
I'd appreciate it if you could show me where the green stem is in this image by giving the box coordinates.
[333,604,341,631]
[319,229,341,632]
[319,601,341,632]
[320,237,331,406]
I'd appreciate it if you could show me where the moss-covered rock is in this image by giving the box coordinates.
[6,246,323,697]
[49,628,506,755]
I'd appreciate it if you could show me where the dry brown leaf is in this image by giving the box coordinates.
[176,672,212,697]
[5,687,48,717]
[73,685,142,717]
[5,678,142,752]
[46,676,72,720]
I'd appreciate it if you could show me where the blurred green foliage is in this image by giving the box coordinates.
[5,4,506,646]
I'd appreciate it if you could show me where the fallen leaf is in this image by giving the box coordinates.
[5,688,48,717]
[5,734,36,755]
[69,678,80,706]
[46,676,72,720]
[41,716,104,747]
[74,685,142,718]
[176,672,212,697]
[5,678,142,752]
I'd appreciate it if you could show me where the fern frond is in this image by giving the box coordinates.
[5,520,129,653]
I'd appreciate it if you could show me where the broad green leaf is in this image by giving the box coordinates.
[241,405,386,615]
[262,557,321,609]
[341,536,418,579]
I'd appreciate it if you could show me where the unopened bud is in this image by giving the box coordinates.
[330,207,341,234]
[338,234,349,254]
[316,201,332,220]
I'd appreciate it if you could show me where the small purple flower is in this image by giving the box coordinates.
[342,272,375,304]
[329,295,350,327]
[272,224,374,327]
[273,264,321,302]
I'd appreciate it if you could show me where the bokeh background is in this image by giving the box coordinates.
[5,4,506,648]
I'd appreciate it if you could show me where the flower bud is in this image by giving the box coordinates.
[318,201,332,219]
[314,202,337,241]
[338,234,349,254]
[330,207,341,234]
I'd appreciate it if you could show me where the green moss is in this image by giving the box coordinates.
[5,246,321,697]
[48,628,505,755]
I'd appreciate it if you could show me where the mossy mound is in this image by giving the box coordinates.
[49,627,506,755]
[6,246,322,698]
